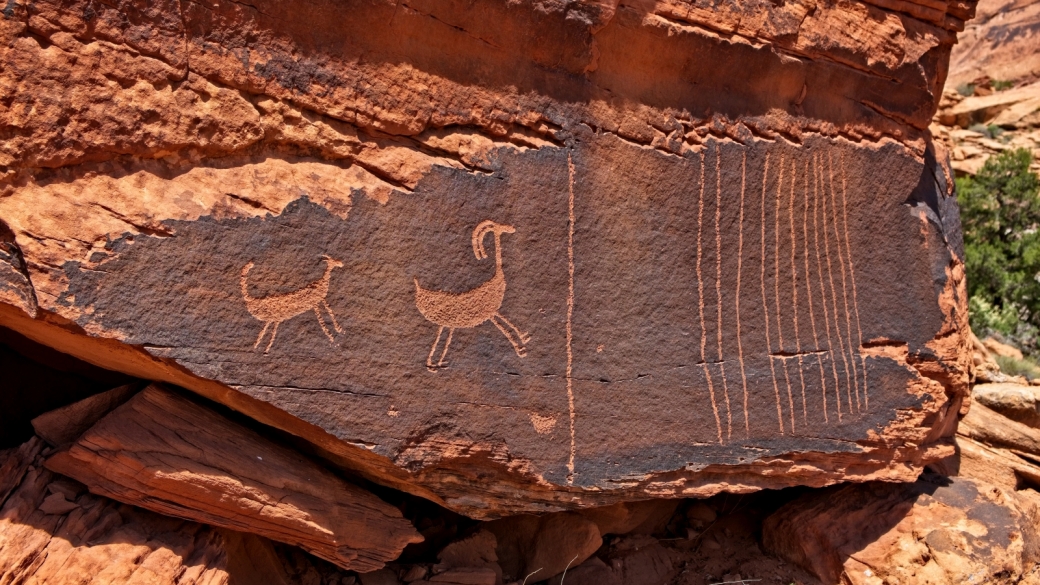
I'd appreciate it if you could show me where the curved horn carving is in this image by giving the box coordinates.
[471,220,498,260]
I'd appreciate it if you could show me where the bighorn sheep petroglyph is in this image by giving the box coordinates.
[241,256,344,353]
[415,220,530,371]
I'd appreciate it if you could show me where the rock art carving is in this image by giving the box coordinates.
[566,153,577,483]
[735,150,751,437]
[240,256,344,353]
[414,220,530,371]
[696,146,869,444]
[0,0,973,516]
[697,149,724,445]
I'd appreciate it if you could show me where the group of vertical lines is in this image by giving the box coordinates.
[696,143,868,444]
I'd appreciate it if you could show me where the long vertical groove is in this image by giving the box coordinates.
[813,154,842,421]
[804,157,828,423]
[820,154,854,413]
[714,144,732,440]
[735,150,751,436]
[838,151,868,409]
[788,155,807,424]
[697,149,723,444]
[566,154,577,483]
[773,157,796,432]
[761,153,785,434]
[827,152,860,411]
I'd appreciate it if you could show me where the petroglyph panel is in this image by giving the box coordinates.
[52,132,956,494]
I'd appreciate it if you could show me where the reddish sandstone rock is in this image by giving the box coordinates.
[486,513,602,583]
[44,384,423,572]
[948,0,1040,88]
[0,0,972,517]
[577,500,680,537]
[31,382,139,447]
[763,475,1040,585]
[435,529,502,583]
[973,383,1040,428]
[603,536,674,585]
[0,437,359,585]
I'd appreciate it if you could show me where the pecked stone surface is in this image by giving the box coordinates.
[0,0,973,517]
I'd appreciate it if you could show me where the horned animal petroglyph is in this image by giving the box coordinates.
[414,220,530,371]
[241,256,344,353]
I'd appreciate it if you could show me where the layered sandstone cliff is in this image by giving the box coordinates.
[0,0,974,518]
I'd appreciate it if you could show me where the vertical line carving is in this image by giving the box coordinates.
[788,155,808,424]
[839,151,868,408]
[774,157,796,432]
[819,154,854,413]
[715,143,732,440]
[735,149,751,436]
[761,152,785,434]
[697,149,723,444]
[804,157,828,422]
[566,153,576,483]
[813,153,843,421]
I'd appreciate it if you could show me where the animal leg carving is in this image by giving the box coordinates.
[313,308,336,344]
[427,326,453,372]
[495,312,531,344]
[322,300,343,334]
[254,322,271,349]
[264,322,280,354]
[492,315,527,357]
[438,329,454,369]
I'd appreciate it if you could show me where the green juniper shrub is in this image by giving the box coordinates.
[957,148,1040,354]
[968,295,1020,336]
[966,123,1008,140]
[968,123,990,136]
[993,79,1015,91]
[994,354,1040,381]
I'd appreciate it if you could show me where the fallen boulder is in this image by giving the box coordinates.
[31,382,140,448]
[763,475,1040,585]
[44,384,423,572]
[959,400,1040,455]
[0,437,358,585]
[485,513,601,583]
[973,383,1040,428]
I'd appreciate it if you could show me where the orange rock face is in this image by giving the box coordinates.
[0,0,974,517]
[0,437,372,584]
[44,384,423,572]
[763,475,1040,584]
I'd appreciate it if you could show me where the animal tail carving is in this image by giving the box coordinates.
[241,262,256,303]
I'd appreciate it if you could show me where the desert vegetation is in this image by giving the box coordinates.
[959,147,1040,373]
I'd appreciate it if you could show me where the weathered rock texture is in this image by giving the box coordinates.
[31,382,139,448]
[44,384,423,572]
[763,474,1040,585]
[948,0,1040,88]
[0,436,371,585]
[0,0,973,516]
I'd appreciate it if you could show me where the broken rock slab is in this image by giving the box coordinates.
[31,382,139,447]
[576,499,681,537]
[958,400,1040,455]
[485,512,601,583]
[762,474,1040,585]
[0,437,357,585]
[973,383,1040,429]
[45,384,423,572]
